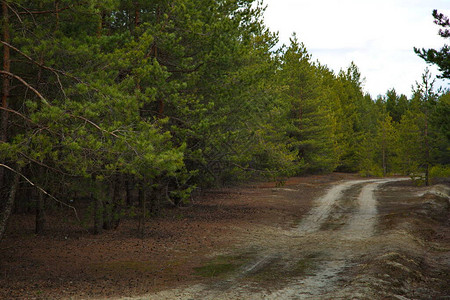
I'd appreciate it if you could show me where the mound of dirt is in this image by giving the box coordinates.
[342,181,450,300]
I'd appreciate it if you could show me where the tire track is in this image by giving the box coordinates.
[122,177,409,300]
[296,179,379,234]
[262,177,409,299]
[341,179,395,240]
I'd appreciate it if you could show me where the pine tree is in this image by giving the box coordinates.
[396,70,440,185]
[278,35,340,173]
[415,10,450,79]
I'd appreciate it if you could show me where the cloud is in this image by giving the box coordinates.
[262,0,450,97]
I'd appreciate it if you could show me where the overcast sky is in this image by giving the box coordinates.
[262,0,450,98]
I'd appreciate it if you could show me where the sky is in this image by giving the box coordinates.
[262,0,450,98]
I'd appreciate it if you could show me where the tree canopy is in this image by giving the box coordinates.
[0,1,448,240]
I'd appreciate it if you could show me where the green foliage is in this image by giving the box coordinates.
[414,10,450,79]
[385,89,409,123]
[430,164,450,179]
[396,110,426,174]
[356,69,448,179]
[375,114,399,175]
[357,136,384,177]
[277,36,341,174]
[1,0,448,238]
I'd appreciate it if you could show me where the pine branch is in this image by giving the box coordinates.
[0,70,49,105]
[432,10,450,38]
[0,40,83,91]
[0,163,82,223]
[4,2,22,24]
[0,106,35,125]
[17,4,76,15]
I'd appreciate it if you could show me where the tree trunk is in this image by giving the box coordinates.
[55,1,60,30]
[298,105,303,130]
[150,180,163,215]
[94,194,103,234]
[158,99,165,117]
[0,1,10,190]
[111,174,123,229]
[382,127,386,176]
[35,191,46,235]
[125,177,132,206]
[134,2,140,28]
[103,175,122,230]
[138,187,146,236]
[0,169,20,241]
[424,113,430,186]
[154,6,165,118]
[96,11,105,38]
[102,196,112,230]
[93,179,103,234]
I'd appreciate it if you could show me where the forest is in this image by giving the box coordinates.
[0,0,449,239]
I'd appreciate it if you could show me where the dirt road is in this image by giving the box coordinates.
[1,174,448,299]
[121,178,449,300]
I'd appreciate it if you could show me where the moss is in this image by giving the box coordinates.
[293,257,316,276]
[193,254,252,278]
[194,262,237,278]
[246,263,282,282]
[246,253,320,284]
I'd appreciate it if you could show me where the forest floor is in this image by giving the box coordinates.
[0,173,449,299]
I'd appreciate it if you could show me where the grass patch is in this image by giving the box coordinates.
[246,263,282,282]
[249,252,320,283]
[194,262,237,278]
[193,254,252,278]
[292,256,317,276]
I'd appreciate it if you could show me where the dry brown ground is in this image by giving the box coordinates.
[1,173,449,300]
[0,173,359,299]
[136,177,449,300]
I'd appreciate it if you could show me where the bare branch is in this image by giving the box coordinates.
[18,151,79,177]
[68,113,119,138]
[0,163,81,223]
[0,82,137,157]
[17,4,75,15]
[0,70,49,105]
[0,40,83,89]
[0,106,34,124]
[0,67,138,157]
[5,2,22,24]
[66,113,139,156]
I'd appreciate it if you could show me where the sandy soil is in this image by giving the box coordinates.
[1,174,449,299]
